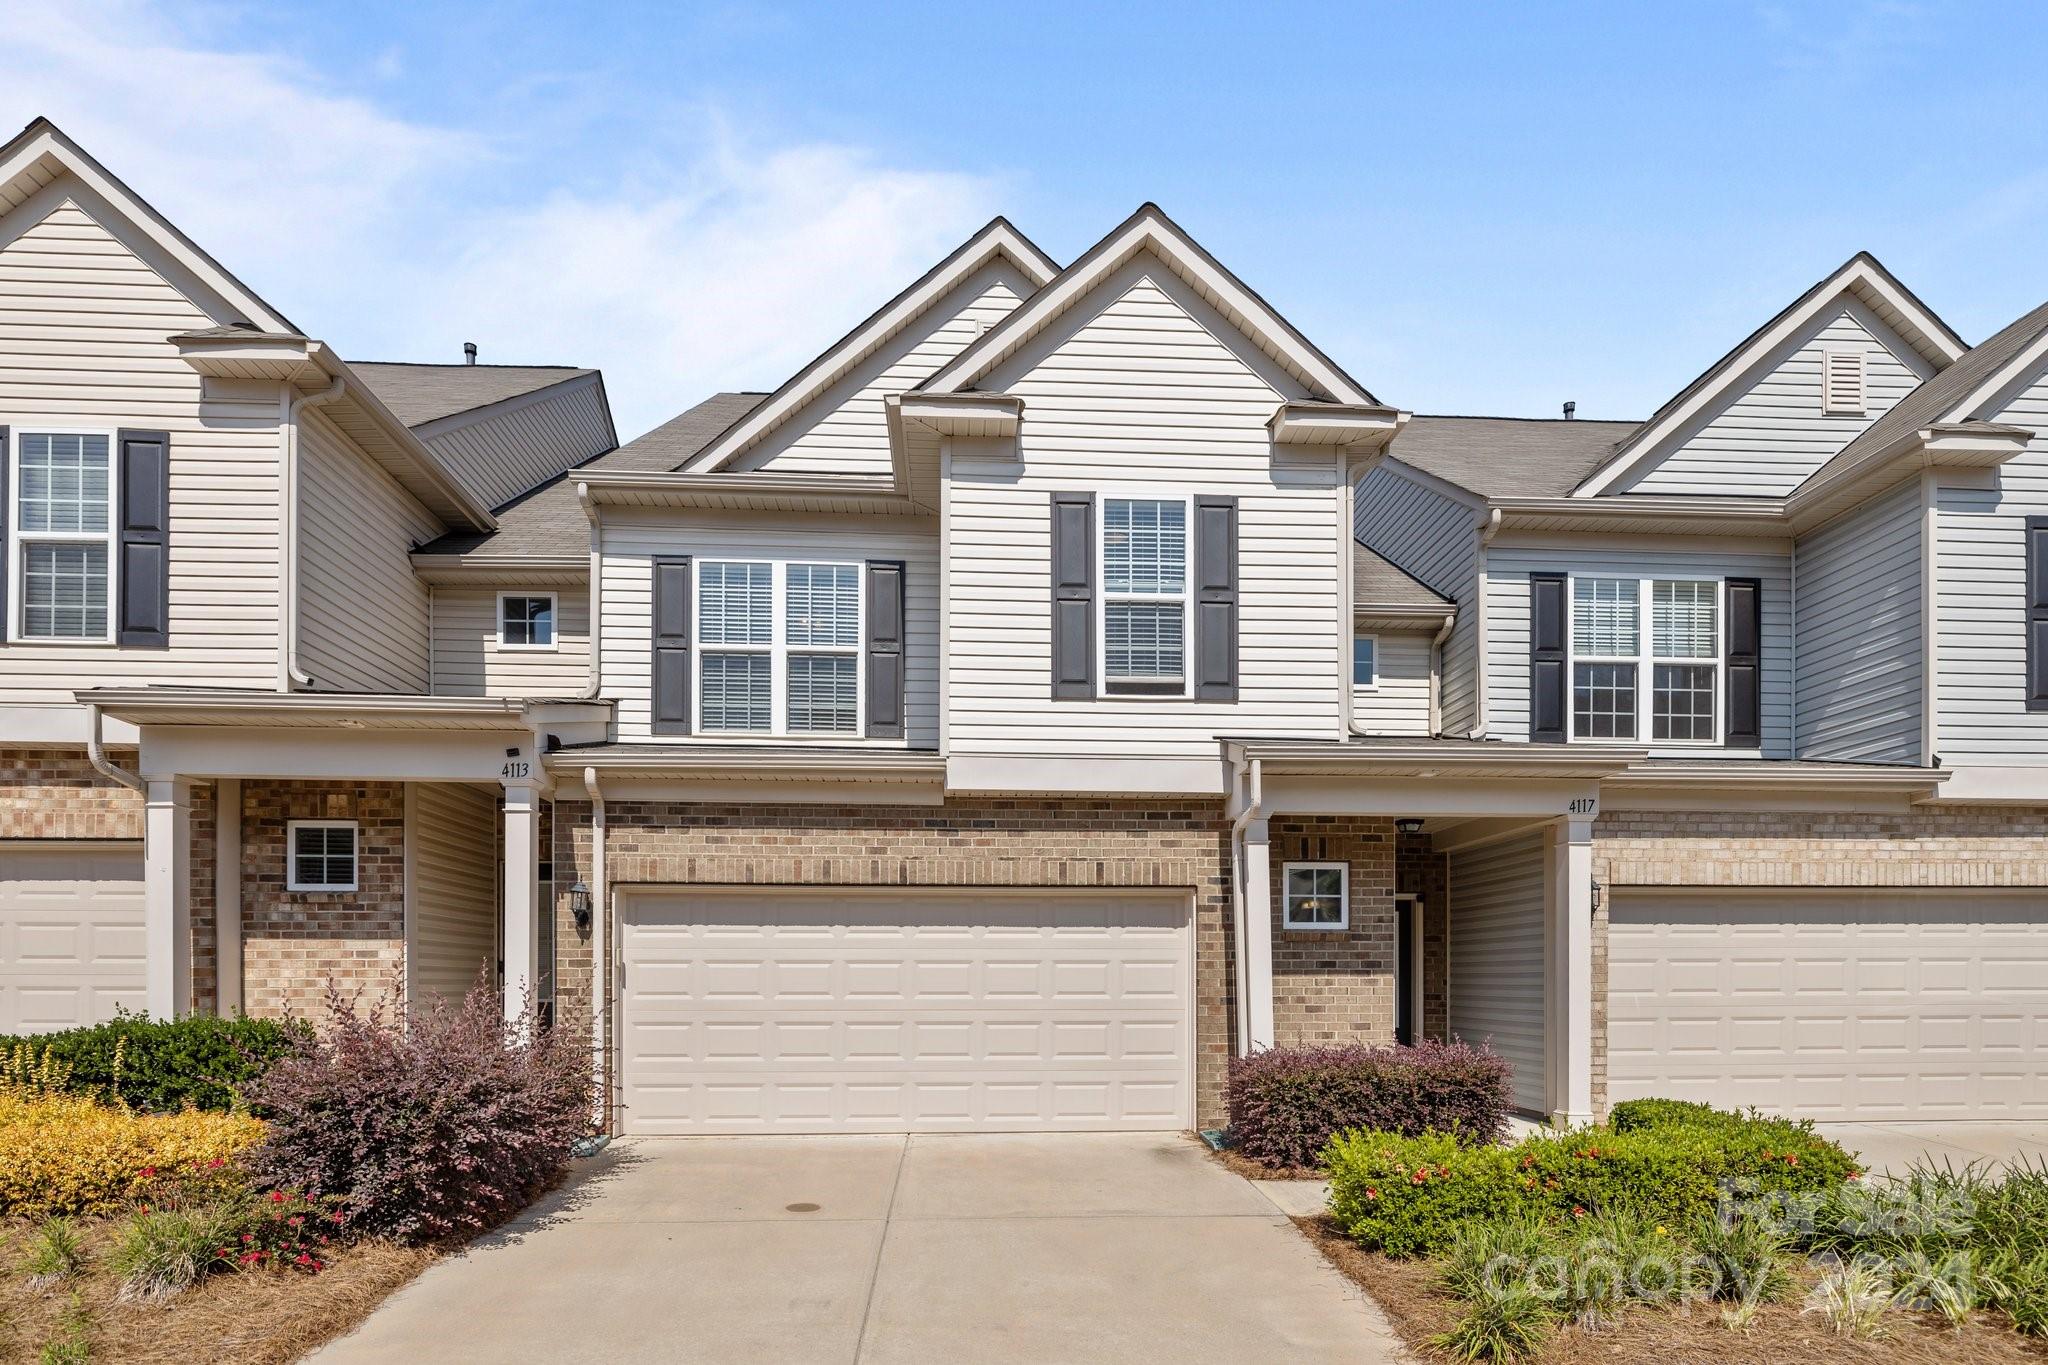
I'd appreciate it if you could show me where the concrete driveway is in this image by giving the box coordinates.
[1813,1121,2048,1177]
[309,1133,1407,1364]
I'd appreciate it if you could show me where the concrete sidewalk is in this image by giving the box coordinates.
[309,1133,1409,1364]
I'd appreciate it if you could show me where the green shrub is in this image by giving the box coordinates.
[1691,1212,1794,1305]
[1607,1097,1724,1133]
[1432,1279,1555,1362]
[109,1202,249,1302]
[21,1218,87,1290]
[1326,1129,1525,1257]
[0,1013,308,1114]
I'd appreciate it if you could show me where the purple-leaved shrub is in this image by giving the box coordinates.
[247,979,591,1244]
[1227,1040,1513,1171]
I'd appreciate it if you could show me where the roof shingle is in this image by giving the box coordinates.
[1389,415,1639,499]
[350,362,594,428]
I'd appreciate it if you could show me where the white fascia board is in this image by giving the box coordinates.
[898,392,1023,438]
[943,754,1233,797]
[1269,403,1407,448]
[1952,326,2048,423]
[1575,259,1968,498]
[681,219,1057,474]
[407,553,590,586]
[920,205,1376,406]
[1785,424,2031,532]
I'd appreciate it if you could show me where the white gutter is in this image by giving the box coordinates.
[85,703,144,793]
[584,765,609,1131]
[281,377,345,689]
[1227,753,1263,1056]
[1467,508,1502,739]
[577,481,603,699]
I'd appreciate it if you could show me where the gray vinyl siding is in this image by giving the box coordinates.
[1484,545,1793,756]
[419,374,613,513]
[407,782,497,1006]
[1934,369,2048,761]
[1624,302,1932,496]
[297,409,440,693]
[1448,831,1547,1114]
[1352,631,1432,736]
[1794,479,1923,762]
[430,587,590,698]
[1354,465,1480,733]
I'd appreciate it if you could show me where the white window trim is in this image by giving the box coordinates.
[1565,573,1726,748]
[286,819,359,893]
[1821,347,1867,417]
[691,557,865,738]
[496,591,559,652]
[1282,860,1349,931]
[1096,492,1194,699]
[1352,633,1380,691]
[7,425,118,645]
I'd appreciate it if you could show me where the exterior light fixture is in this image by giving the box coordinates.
[1394,818,1425,836]
[568,881,593,933]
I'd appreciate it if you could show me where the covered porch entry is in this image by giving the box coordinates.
[1225,739,1642,1126]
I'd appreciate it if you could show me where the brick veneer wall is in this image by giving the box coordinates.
[239,781,407,1020]
[0,747,144,838]
[550,798,1236,1125]
[1265,816,1398,1048]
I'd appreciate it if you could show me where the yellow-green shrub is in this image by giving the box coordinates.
[0,1085,263,1217]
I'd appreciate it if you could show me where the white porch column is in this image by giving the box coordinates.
[1243,816,1276,1051]
[501,781,542,1024]
[1546,815,1596,1126]
[214,778,243,1016]
[143,777,192,1019]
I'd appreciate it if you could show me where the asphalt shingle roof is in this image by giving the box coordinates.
[1390,415,1640,499]
[1353,542,1454,612]
[350,362,594,428]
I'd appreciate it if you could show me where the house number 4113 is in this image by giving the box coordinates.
[501,760,531,780]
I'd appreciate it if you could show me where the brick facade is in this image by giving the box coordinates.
[1266,815,1399,1048]
[550,798,1237,1124]
[0,747,143,839]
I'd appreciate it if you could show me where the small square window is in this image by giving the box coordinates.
[287,821,357,892]
[498,594,556,648]
[1352,635,1378,687]
[1283,862,1348,930]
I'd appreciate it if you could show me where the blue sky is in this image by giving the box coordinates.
[8,1,2048,437]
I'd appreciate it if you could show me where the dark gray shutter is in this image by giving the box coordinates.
[1050,491,1095,699]
[2029,520,2048,712]
[116,429,170,647]
[1725,577,1763,745]
[1193,495,1238,701]
[865,559,906,738]
[1530,572,1567,744]
[0,426,8,637]
[651,556,691,735]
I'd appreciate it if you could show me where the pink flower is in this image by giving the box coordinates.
[1364,1188,1379,1200]
[271,1190,287,1204]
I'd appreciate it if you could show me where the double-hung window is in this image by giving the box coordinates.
[1100,496,1189,696]
[1568,575,1722,744]
[696,559,861,736]
[12,430,114,642]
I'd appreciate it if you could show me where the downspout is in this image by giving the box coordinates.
[583,766,609,1131]
[1338,451,1357,739]
[85,703,144,793]
[1227,752,1264,1057]
[577,482,603,699]
[281,378,345,689]
[1427,610,1455,737]
[1919,471,1940,766]
[1468,507,1503,739]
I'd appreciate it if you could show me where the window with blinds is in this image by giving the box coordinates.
[1101,497,1188,693]
[1568,575,1723,743]
[694,559,863,736]
[15,431,114,641]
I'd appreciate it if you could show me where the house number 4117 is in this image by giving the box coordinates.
[1568,797,1597,816]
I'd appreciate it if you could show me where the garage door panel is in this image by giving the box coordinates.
[0,846,146,1033]
[1611,892,2048,1121]
[619,890,1191,1135]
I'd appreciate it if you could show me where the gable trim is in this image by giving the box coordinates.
[680,217,1058,474]
[916,203,1377,407]
[1574,253,1967,497]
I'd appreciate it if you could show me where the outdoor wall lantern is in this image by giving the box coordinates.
[568,881,593,933]
[1394,817,1425,836]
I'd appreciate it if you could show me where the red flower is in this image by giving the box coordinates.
[243,1233,255,1243]
[1848,1171,1862,1181]
[296,1253,313,1266]
[139,1166,157,1179]
[1411,1171,1427,1184]
[138,1205,149,1215]
[208,1157,225,1170]
[1364,1188,1379,1200]
[1572,1206,1587,1219]
[1786,1154,1799,1167]
[270,1190,287,1204]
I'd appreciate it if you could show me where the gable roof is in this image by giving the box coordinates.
[0,117,297,335]
[416,391,767,559]
[1353,542,1454,613]
[1573,252,1967,496]
[917,203,1379,406]
[1388,415,1640,500]
[680,219,1058,473]
[350,363,596,428]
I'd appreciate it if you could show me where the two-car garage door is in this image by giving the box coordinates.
[0,844,146,1033]
[617,888,1192,1135]
[1609,890,2048,1121]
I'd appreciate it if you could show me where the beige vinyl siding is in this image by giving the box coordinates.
[420,374,612,512]
[0,192,282,703]
[1354,465,1480,734]
[1448,832,1547,1114]
[296,409,440,693]
[407,782,497,1005]
[1934,369,2048,761]
[738,261,1034,476]
[1625,303,1932,496]
[430,587,589,698]
[601,511,939,745]
[946,258,1341,758]
[1483,546,1794,756]
[1794,479,1923,763]
[1353,632,1432,736]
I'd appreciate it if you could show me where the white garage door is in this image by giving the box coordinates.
[1610,891,2048,1121]
[617,888,1192,1135]
[0,844,146,1033]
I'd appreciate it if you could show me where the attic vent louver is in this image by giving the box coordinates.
[1822,349,1866,416]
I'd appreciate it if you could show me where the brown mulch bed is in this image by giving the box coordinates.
[0,1219,435,1364]
[1293,1214,2048,1364]
[1207,1145,1321,1181]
